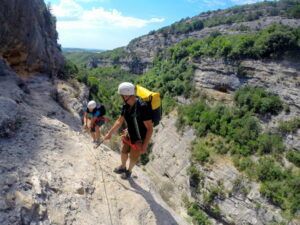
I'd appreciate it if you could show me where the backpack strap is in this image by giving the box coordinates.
[132,100,142,141]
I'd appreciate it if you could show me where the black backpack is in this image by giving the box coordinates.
[85,104,106,117]
[94,104,106,117]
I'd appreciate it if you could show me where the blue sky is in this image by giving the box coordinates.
[45,0,265,50]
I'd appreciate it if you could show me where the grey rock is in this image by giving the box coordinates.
[54,80,89,120]
[0,199,9,211]
[0,97,19,137]
[0,0,64,75]
[194,58,300,152]
[5,173,19,186]
[0,60,12,76]
[76,187,85,195]
[92,16,300,74]
[146,114,195,215]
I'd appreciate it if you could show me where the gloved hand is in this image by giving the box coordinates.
[83,124,88,131]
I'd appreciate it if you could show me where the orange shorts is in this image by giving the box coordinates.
[121,134,143,153]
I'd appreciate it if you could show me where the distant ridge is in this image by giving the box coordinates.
[62,48,105,53]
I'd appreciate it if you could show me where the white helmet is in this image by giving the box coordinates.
[118,82,135,96]
[87,100,96,110]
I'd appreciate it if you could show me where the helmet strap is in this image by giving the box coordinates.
[122,95,134,105]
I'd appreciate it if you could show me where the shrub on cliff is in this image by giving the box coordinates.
[170,24,300,60]
[234,86,283,115]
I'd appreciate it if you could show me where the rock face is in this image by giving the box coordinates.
[0,0,191,224]
[146,113,195,219]
[126,16,300,70]
[193,159,285,225]
[142,55,300,224]
[54,79,89,120]
[0,0,64,75]
[146,113,290,224]
[193,57,300,150]
[89,54,149,74]
[0,59,24,137]
[0,70,188,225]
[0,96,19,137]
[193,58,300,109]
[92,16,300,74]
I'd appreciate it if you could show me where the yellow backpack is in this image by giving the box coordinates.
[136,85,162,126]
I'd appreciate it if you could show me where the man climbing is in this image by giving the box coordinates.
[104,82,153,179]
[83,100,106,148]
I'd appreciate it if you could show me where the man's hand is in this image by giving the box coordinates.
[141,143,148,154]
[83,124,88,131]
[134,142,147,154]
[90,125,96,132]
[104,133,112,140]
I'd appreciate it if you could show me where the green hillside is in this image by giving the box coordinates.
[64,1,300,220]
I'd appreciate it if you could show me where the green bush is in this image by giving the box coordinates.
[278,117,300,134]
[214,137,231,154]
[260,180,287,207]
[253,25,298,58]
[258,157,300,214]
[234,86,283,115]
[192,143,210,164]
[162,94,177,114]
[154,1,300,36]
[81,66,138,119]
[209,185,226,202]
[287,176,300,214]
[188,165,205,189]
[176,95,297,215]
[170,24,300,61]
[227,113,261,149]
[187,203,211,225]
[178,100,264,156]
[256,157,286,182]
[96,47,128,62]
[286,151,300,167]
[233,156,254,174]
[59,59,79,79]
[139,25,298,115]
[288,4,300,18]
[139,58,194,98]
[63,52,102,65]
[257,133,285,154]
[157,19,204,35]
[260,174,300,215]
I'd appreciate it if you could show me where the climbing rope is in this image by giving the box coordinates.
[79,130,144,225]
[82,134,114,225]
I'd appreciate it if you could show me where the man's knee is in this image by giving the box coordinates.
[91,125,101,133]
[95,125,100,132]
[130,150,141,161]
[121,143,130,154]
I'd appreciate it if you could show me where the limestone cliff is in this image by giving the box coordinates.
[89,0,300,74]
[0,71,187,225]
[144,57,300,224]
[0,0,64,75]
[0,1,190,225]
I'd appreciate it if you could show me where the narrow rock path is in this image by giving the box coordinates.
[0,75,188,225]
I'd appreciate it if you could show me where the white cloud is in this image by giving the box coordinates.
[202,0,227,8]
[75,0,108,2]
[52,0,164,28]
[52,0,83,19]
[81,8,164,28]
[230,0,262,4]
[186,0,263,6]
[51,0,164,48]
